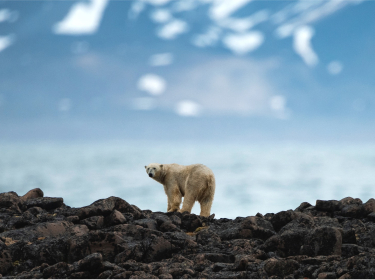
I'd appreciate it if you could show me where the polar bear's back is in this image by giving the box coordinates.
[166,163,214,178]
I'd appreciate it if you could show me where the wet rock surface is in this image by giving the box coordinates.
[2,190,375,278]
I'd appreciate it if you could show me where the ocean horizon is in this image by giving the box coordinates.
[1,140,374,219]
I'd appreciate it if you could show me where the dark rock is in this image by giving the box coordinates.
[295,202,312,212]
[76,197,117,219]
[240,216,276,240]
[278,213,314,234]
[232,255,255,271]
[67,215,80,223]
[363,198,375,215]
[97,270,113,279]
[105,210,127,226]
[202,253,234,263]
[151,212,171,225]
[76,196,140,220]
[270,210,297,232]
[24,197,63,210]
[317,272,337,279]
[113,271,133,278]
[73,253,104,272]
[264,258,300,278]
[134,218,158,230]
[342,220,363,244]
[308,226,342,256]
[355,223,375,248]
[80,216,104,230]
[70,271,92,278]
[42,262,73,278]
[316,200,339,212]
[3,189,375,280]
[169,214,182,226]
[0,249,12,275]
[341,244,362,258]
[314,216,341,228]
[196,228,221,246]
[341,204,363,218]
[26,206,44,216]
[159,222,180,232]
[181,213,202,232]
[338,197,362,209]
[263,228,309,257]
[159,273,173,279]
[339,273,352,279]
[143,236,173,262]
[367,212,375,222]
[0,191,23,213]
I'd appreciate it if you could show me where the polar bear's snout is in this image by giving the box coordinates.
[145,165,158,178]
[148,169,156,177]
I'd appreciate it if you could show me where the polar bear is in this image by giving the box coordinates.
[145,163,215,217]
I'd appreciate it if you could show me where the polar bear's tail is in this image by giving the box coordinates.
[199,174,216,217]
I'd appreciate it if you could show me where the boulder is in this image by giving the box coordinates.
[264,258,299,278]
[270,210,297,232]
[24,197,63,210]
[20,188,44,201]
[316,200,340,212]
[308,226,342,256]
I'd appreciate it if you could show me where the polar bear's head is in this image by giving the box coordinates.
[145,163,163,178]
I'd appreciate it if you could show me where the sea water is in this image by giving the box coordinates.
[1,141,375,219]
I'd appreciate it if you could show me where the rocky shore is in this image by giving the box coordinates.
[1,189,375,279]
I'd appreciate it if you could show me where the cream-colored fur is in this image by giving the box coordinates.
[145,163,216,217]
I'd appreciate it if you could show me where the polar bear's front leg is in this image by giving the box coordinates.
[167,186,182,212]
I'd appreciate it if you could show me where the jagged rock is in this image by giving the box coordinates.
[76,196,141,220]
[3,188,375,279]
[0,191,23,213]
[341,244,362,258]
[106,210,127,226]
[24,197,63,210]
[0,248,12,275]
[367,212,375,222]
[181,213,202,232]
[317,272,337,279]
[270,210,297,232]
[134,218,158,230]
[295,202,312,212]
[79,215,104,230]
[316,200,340,212]
[195,228,221,246]
[240,216,276,240]
[263,228,309,257]
[338,197,363,210]
[278,212,315,234]
[308,226,342,256]
[72,253,104,272]
[264,258,300,278]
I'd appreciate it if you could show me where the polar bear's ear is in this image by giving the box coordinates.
[160,164,163,169]
[144,166,147,169]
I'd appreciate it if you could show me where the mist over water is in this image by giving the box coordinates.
[1,141,374,219]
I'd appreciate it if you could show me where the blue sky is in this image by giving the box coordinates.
[0,0,374,142]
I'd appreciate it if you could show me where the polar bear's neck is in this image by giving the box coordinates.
[154,168,167,184]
